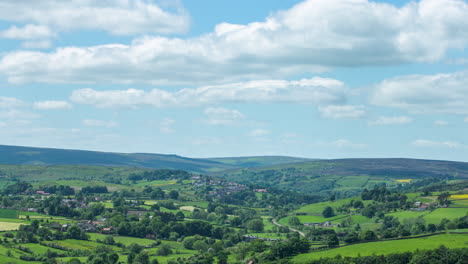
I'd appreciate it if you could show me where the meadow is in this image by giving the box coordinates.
[291,233,468,263]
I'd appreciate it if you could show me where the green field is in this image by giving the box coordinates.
[423,208,468,224]
[0,209,19,219]
[88,233,156,247]
[292,233,468,263]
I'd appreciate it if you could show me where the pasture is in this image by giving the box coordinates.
[291,233,468,263]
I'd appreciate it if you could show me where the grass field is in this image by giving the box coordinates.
[0,221,22,231]
[0,209,18,219]
[88,233,156,246]
[291,233,468,263]
[279,215,347,226]
[423,208,468,224]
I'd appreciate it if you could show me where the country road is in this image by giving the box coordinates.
[272,219,305,237]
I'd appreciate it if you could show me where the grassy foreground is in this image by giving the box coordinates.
[291,233,468,263]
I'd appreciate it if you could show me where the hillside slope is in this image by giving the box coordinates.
[0,145,308,173]
[214,158,468,196]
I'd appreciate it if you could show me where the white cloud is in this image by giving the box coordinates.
[0,24,54,40]
[82,119,118,128]
[2,0,468,85]
[248,129,271,137]
[464,117,468,123]
[372,70,468,114]
[204,107,245,126]
[34,100,72,110]
[0,110,39,119]
[160,118,175,134]
[0,97,24,108]
[70,77,347,108]
[319,105,366,119]
[434,120,448,126]
[412,139,461,148]
[0,1,189,36]
[369,116,413,126]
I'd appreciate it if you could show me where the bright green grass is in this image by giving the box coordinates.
[387,210,429,222]
[23,243,66,255]
[331,215,372,225]
[0,209,18,219]
[247,232,287,239]
[423,208,468,224]
[450,199,468,207]
[88,232,157,247]
[262,217,276,231]
[280,215,346,226]
[295,197,370,215]
[291,233,468,263]
[52,239,120,251]
[146,241,197,264]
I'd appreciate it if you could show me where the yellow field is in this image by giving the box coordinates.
[451,194,468,199]
[395,179,412,183]
[179,206,196,212]
[0,222,22,231]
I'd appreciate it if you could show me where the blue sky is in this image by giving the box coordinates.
[0,0,467,161]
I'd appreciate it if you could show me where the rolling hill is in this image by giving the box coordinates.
[213,158,468,196]
[0,145,308,173]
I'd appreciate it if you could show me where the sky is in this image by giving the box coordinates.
[0,0,468,161]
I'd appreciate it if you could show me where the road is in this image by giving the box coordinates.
[272,218,305,237]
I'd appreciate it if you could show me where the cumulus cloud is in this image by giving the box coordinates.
[0,24,54,40]
[2,0,468,85]
[33,100,72,110]
[82,119,118,128]
[0,0,189,36]
[70,78,347,108]
[160,118,175,134]
[372,70,468,114]
[319,105,366,119]
[412,139,461,148]
[203,107,245,126]
[0,97,25,108]
[369,116,413,126]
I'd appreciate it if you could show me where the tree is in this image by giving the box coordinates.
[322,206,335,218]
[176,211,185,221]
[326,233,339,248]
[134,251,150,264]
[288,216,301,226]
[157,244,173,256]
[363,230,377,241]
[169,190,179,200]
[246,219,264,232]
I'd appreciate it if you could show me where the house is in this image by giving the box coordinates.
[254,189,268,193]
[101,227,113,234]
[36,191,50,195]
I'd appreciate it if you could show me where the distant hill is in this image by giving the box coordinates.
[207,156,312,168]
[0,145,308,173]
[213,158,468,196]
